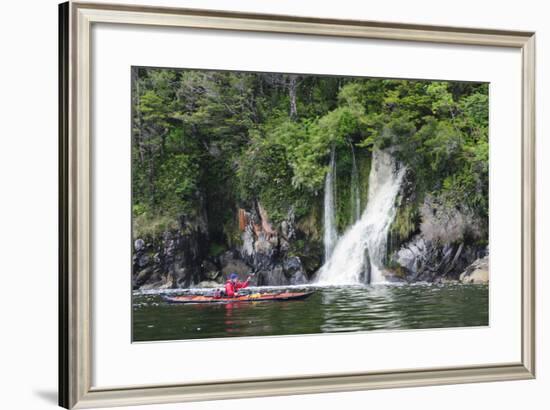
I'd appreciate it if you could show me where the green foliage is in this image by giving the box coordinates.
[237,125,311,223]
[132,67,488,251]
[133,212,179,238]
[208,243,226,258]
[357,80,489,218]
[391,203,420,242]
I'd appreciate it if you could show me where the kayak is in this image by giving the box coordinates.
[161,290,315,304]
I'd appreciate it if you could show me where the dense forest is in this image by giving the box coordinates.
[131,67,489,289]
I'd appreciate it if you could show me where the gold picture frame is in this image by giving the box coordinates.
[59,1,536,408]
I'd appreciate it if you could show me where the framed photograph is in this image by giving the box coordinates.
[59,1,535,408]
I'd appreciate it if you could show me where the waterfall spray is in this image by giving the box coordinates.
[350,144,361,224]
[323,147,338,261]
[316,150,406,285]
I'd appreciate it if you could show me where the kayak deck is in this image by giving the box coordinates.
[161,291,314,304]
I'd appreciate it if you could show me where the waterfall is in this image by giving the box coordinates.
[323,147,338,261]
[315,150,406,285]
[350,144,361,224]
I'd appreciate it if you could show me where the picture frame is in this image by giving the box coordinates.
[59,1,535,408]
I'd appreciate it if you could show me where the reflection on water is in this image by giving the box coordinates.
[320,285,403,333]
[132,283,488,342]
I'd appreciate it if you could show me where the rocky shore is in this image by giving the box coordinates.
[133,201,313,290]
[133,164,489,290]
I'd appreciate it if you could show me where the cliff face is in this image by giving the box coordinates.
[132,201,317,290]
[132,150,489,290]
[132,215,209,289]
[387,181,488,282]
[389,235,487,282]
[238,202,309,286]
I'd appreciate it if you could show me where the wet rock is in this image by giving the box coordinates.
[220,251,251,279]
[137,253,150,268]
[390,234,485,281]
[239,201,280,277]
[280,209,297,253]
[132,213,209,290]
[201,260,221,282]
[201,259,217,273]
[134,238,145,251]
[460,255,489,284]
[133,238,161,289]
[197,280,222,288]
[289,271,307,285]
[135,267,154,288]
[382,271,406,283]
[241,224,255,260]
[283,256,301,275]
[237,201,317,286]
[283,256,308,285]
[387,188,489,283]
[419,195,485,244]
[257,265,287,286]
[359,248,372,284]
[133,198,318,290]
[140,280,165,291]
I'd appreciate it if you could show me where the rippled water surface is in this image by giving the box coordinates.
[133,283,488,341]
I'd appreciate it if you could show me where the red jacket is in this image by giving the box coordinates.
[225,278,249,297]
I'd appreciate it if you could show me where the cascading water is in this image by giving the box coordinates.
[350,144,361,224]
[315,150,406,285]
[323,147,338,261]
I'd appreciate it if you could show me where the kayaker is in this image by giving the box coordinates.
[224,272,251,297]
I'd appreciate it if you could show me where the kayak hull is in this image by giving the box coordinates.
[161,291,314,304]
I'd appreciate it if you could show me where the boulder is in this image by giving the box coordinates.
[134,238,145,251]
[283,256,308,285]
[257,265,288,286]
[201,260,221,281]
[289,273,307,285]
[460,256,489,284]
[197,280,222,288]
[220,251,251,279]
[387,192,488,283]
[282,256,301,275]
[135,267,154,288]
[137,253,150,268]
[390,234,484,281]
[132,238,162,289]
[419,194,485,244]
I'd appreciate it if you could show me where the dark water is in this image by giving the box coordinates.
[132,283,488,342]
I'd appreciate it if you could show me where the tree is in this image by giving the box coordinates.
[132,68,488,247]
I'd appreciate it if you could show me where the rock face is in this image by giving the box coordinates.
[239,202,308,287]
[132,215,209,290]
[460,255,489,284]
[219,251,249,278]
[196,280,221,288]
[390,235,486,281]
[133,172,488,289]
[388,195,488,282]
[132,201,311,290]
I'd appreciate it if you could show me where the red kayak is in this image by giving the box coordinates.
[161,291,314,304]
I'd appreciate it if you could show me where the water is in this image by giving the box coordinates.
[323,147,338,260]
[133,283,488,341]
[350,144,361,224]
[316,150,406,285]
